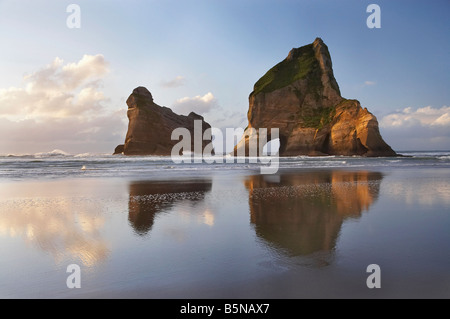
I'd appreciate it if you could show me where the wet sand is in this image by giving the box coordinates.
[0,168,449,298]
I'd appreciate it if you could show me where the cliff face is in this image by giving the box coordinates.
[235,38,396,157]
[114,86,213,156]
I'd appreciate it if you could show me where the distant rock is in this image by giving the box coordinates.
[114,86,213,156]
[234,38,396,157]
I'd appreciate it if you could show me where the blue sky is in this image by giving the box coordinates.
[0,0,448,154]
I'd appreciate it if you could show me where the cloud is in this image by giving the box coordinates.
[0,54,109,120]
[20,54,109,93]
[0,110,126,155]
[59,54,109,90]
[364,81,376,86]
[0,55,127,154]
[170,92,247,154]
[160,75,186,88]
[381,106,450,128]
[172,92,218,115]
[380,105,450,151]
[212,110,247,130]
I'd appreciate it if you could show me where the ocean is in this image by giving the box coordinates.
[0,150,449,298]
[1,150,449,180]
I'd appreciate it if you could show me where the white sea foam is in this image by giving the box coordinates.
[35,149,71,157]
[0,151,449,180]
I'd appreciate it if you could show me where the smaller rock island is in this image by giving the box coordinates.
[114,86,213,156]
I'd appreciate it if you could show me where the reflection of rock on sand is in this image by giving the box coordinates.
[128,180,212,235]
[244,171,383,256]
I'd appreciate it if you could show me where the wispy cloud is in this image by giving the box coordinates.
[364,80,376,86]
[381,106,450,128]
[212,110,247,130]
[160,75,186,88]
[380,105,450,150]
[172,92,218,115]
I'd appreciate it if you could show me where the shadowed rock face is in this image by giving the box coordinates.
[115,86,213,156]
[244,171,383,256]
[235,38,396,157]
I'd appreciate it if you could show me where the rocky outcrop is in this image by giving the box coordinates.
[115,86,213,156]
[234,38,396,157]
[113,144,124,155]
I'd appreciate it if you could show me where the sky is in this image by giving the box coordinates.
[0,0,448,154]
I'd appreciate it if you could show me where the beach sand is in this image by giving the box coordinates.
[0,167,449,298]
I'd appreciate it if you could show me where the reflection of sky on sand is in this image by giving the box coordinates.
[383,174,450,206]
[1,170,436,265]
[0,179,124,268]
[0,178,217,271]
[202,209,215,227]
[0,197,109,267]
[1,168,449,298]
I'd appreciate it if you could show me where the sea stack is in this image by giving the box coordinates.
[114,86,213,155]
[234,38,396,157]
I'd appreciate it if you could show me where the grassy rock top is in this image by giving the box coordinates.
[251,43,320,96]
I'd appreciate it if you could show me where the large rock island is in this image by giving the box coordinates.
[234,38,396,157]
[114,86,213,155]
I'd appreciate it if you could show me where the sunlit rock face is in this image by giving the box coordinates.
[115,86,213,156]
[235,38,396,157]
[244,171,383,256]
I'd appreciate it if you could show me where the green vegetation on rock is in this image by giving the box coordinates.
[252,43,319,96]
[301,106,336,130]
